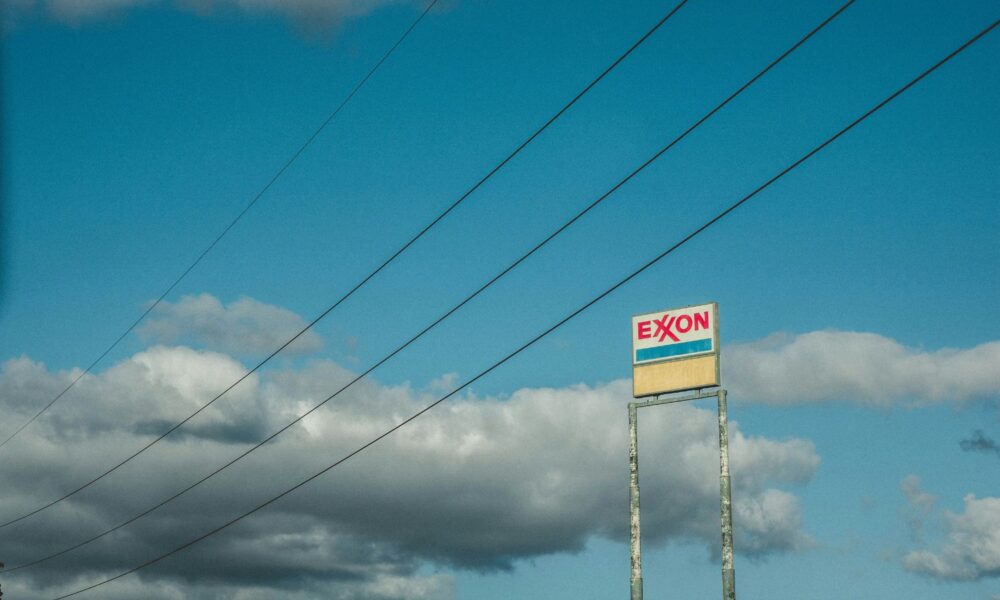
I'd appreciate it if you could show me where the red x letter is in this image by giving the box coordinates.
[653,314,679,342]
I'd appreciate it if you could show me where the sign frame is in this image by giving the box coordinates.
[631,302,719,397]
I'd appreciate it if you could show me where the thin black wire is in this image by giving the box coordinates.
[6,0,853,572]
[0,0,689,529]
[48,14,1000,600]
[0,0,440,451]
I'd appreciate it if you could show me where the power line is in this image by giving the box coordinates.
[0,0,689,529]
[0,0,440,451]
[5,0,853,572]
[47,14,1000,600]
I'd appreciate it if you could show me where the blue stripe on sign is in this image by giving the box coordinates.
[636,338,713,363]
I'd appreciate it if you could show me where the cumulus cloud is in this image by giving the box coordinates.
[139,293,323,357]
[0,346,817,598]
[6,0,415,33]
[904,494,1000,581]
[1,345,267,444]
[726,331,1000,406]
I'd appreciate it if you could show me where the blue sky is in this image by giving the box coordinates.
[1,1,998,599]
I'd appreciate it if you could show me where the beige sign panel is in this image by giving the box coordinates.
[631,302,719,397]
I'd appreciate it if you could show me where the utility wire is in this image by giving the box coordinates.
[47,13,1000,600]
[0,0,440,451]
[5,0,853,572]
[0,0,689,529]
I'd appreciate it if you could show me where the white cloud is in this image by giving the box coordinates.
[901,475,935,509]
[0,346,817,598]
[900,475,936,541]
[184,0,410,33]
[139,293,323,357]
[734,488,813,556]
[44,0,155,24]
[0,345,267,443]
[904,494,1000,581]
[9,0,415,32]
[726,331,1000,406]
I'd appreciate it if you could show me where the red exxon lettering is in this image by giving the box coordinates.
[694,311,710,331]
[637,320,652,339]
[653,314,679,342]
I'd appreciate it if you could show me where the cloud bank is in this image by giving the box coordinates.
[5,294,998,597]
[0,346,816,598]
[726,331,1000,406]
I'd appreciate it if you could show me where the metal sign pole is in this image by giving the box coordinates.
[717,389,736,600]
[627,388,736,600]
[628,402,643,600]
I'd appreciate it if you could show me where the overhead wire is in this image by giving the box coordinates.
[0,0,441,451]
[0,0,690,528]
[4,0,854,572]
[48,10,1000,600]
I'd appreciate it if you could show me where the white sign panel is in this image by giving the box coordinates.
[631,302,717,366]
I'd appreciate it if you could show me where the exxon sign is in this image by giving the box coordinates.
[631,302,719,397]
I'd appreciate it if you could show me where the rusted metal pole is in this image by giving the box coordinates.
[628,402,643,600]
[717,389,736,600]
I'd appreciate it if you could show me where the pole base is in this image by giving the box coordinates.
[630,576,643,600]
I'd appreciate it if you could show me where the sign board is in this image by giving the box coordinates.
[631,302,719,397]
